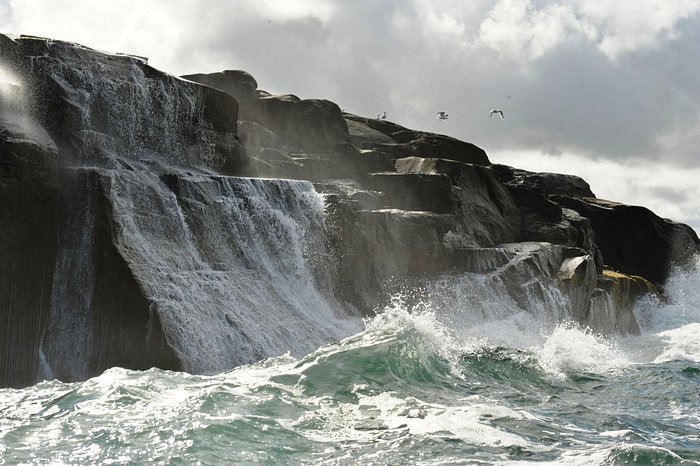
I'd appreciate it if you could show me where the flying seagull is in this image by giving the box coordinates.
[377,111,387,120]
[490,109,504,120]
[436,111,449,120]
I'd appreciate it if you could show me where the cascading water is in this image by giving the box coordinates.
[41,172,99,381]
[100,170,363,373]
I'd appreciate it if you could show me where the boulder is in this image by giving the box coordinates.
[182,70,258,119]
[185,71,351,154]
[344,114,490,165]
[553,196,700,285]
[255,95,351,152]
[493,164,595,197]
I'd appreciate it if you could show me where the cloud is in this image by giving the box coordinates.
[4,0,699,164]
[477,0,700,61]
[579,0,700,59]
[479,0,595,60]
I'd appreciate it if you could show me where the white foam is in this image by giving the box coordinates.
[652,323,700,363]
[536,323,629,377]
[376,255,700,375]
[364,296,472,365]
[357,391,537,448]
[625,257,700,364]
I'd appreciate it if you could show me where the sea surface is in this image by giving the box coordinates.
[2,261,699,465]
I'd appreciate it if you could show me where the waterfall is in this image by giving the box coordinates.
[101,170,363,374]
[42,171,99,381]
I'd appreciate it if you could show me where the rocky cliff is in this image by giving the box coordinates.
[1,35,698,388]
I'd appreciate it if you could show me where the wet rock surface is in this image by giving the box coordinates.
[1,35,698,387]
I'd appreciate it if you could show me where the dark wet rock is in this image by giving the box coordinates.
[588,270,658,335]
[343,209,457,312]
[255,95,351,152]
[183,70,258,119]
[553,196,700,285]
[314,180,385,211]
[499,182,602,271]
[42,170,182,382]
[450,247,516,273]
[186,71,351,154]
[557,253,599,324]
[486,243,642,333]
[238,120,288,158]
[344,114,490,165]
[345,116,396,147]
[365,172,455,213]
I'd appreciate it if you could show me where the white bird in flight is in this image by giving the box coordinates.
[490,109,504,120]
[436,111,449,120]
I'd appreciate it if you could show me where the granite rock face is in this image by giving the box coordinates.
[1,35,698,388]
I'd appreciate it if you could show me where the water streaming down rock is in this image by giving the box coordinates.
[41,170,180,382]
[1,34,698,388]
[39,168,363,381]
[101,170,361,373]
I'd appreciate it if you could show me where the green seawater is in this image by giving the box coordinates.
[2,264,700,465]
[1,308,699,465]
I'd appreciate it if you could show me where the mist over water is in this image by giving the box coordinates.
[2,258,699,464]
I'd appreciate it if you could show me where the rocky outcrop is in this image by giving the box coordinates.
[492,164,595,197]
[184,70,351,162]
[1,34,697,388]
[394,157,520,246]
[588,270,658,335]
[182,70,258,119]
[42,170,181,383]
[492,166,600,263]
[344,114,490,166]
[553,196,700,285]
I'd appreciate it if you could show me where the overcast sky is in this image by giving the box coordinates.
[1,0,699,231]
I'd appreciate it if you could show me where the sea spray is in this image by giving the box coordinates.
[2,242,698,465]
[2,268,699,464]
